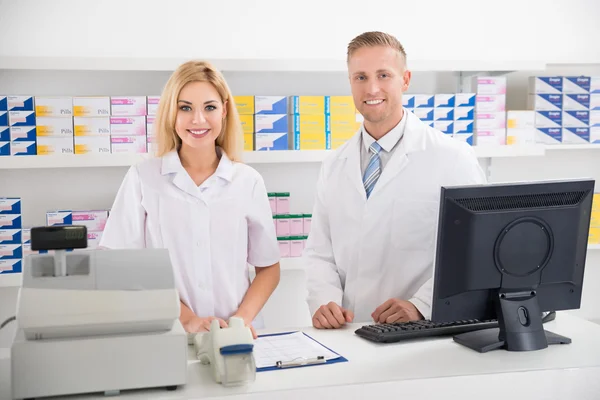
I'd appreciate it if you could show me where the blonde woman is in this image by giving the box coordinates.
[100,61,280,337]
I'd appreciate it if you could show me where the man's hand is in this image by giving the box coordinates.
[312,302,354,329]
[372,299,423,324]
[182,316,228,333]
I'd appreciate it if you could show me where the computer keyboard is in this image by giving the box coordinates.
[355,319,499,343]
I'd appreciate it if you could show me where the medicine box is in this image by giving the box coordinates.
[147,96,161,116]
[255,114,288,133]
[11,141,36,156]
[0,259,22,274]
[454,120,474,134]
[111,135,148,153]
[476,112,506,130]
[329,96,355,115]
[0,244,22,260]
[255,133,288,151]
[37,136,75,155]
[234,96,254,115]
[74,117,111,136]
[35,97,73,117]
[254,96,288,115]
[506,128,536,145]
[0,198,21,214]
[73,97,110,117]
[7,96,34,111]
[562,127,590,144]
[290,96,327,115]
[9,111,36,127]
[534,111,562,128]
[454,107,474,120]
[507,111,535,129]
[475,129,506,146]
[239,115,254,134]
[74,136,111,154]
[110,116,147,136]
[473,77,506,95]
[111,96,147,116]
[563,94,590,110]
[455,93,476,107]
[434,121,453,134]
[563,76,590,94]
[0,215,22,229]
[527,94,562,111]
[0,97,7,111]
[0,111,6,126]
[476,95,506,112]
[412,108,433,121]
[535,127,562,144]
[413,95,434,108]
[0,142,9,156]
[243,133,254,151]
[0,229,21,247]
[36,117,74,136]
[562,110,589,128]
[434,108,454,121]
[434,94,455,108]
[528,77,562,94]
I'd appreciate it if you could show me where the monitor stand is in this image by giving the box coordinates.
[453,290,571,353]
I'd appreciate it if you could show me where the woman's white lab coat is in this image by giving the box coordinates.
[304,111,487,323]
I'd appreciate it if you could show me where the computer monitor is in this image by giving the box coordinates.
[431,179,594,353]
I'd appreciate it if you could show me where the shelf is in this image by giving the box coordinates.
[0,56,547,73]
[588,244,600,250]
[473,145,546,158]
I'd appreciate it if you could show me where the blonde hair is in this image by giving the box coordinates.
[347,31,407,67]
[154,60,242,161]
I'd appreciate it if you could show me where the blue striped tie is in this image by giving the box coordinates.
[363,142,382,198]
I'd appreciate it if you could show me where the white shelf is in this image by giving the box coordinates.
[473,145,546,158]
[0,56,547,73]
[588,244,600,250]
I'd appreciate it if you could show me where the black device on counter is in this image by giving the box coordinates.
[30,225,88,251]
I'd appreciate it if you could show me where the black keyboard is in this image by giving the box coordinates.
[355,319,498,343]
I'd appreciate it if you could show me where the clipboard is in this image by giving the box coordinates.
[254,331,348,372]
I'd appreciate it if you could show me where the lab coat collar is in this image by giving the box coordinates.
[160,147,234,183]
[338,109,427,201]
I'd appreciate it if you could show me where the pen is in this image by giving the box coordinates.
[276,356,326,368]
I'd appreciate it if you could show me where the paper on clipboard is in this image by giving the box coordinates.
[254,331,341,370]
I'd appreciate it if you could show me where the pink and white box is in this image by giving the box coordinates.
[110,116,147,136]
[147,96,160,116]
[146,116,156,136]
[473,77,507,95]
[303,215,312,235]
[476,112,506,130]
[278,239,290,258]
[72,210,109,232]
[476,95,506,112]
[110,97,147,116]
[289,215,304,235]
[276,217,291,237]
[111,136,147,153]
[476,129,506,146]
[290,237,305,257]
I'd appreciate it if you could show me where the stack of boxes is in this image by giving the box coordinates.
[146,96,160,154]
[254,96,289,151]
[110,97,148,153]
[404,93,476,145]
[46,209,109,250]
[268,192,312,258]
[529,76,599,144]
[73,97,111,154]
[327,96,361,150]
[0,198,23,275]
[472,77,507,146]
[35,97,74,154]
[234,96,256,151]
[7,96,37,156]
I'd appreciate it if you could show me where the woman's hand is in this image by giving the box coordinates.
[233,313,258,339]
[181,316,228,333]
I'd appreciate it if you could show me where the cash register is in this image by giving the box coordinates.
[10,225,187,399]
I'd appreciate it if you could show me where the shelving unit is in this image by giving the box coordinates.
[2,144,599,169]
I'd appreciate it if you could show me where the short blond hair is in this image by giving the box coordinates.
[347,31,407,66]
[154,60,242,161]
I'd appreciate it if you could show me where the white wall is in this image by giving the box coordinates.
[1,0,600,64]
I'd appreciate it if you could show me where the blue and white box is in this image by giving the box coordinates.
[590,94,600,111]
[254,114,288,133]
[255,96,288,115]
[10,126,36,141]
[402,95,415,108]
[562,127,590,144]
[591,77,600,94]
[0,244,22,260]
[9,111,36,127]
[454,107,475,120]
[529,77,562,94]
[412,108,434,121]
[0,111,7,126]
[535,127,562,144]
[455,120,475,134]
[591,111,600,127]
[563,110,589,128]
[527,94,562,111]
[563,76,590,94]
[563,94,590,111]
[434,121,453,134]
[534,111,562,128]
[11,141,36,156]
[46,211,73,226]
[255,133,289,151]
[413,95,434,108]
[0,230,21,245]
[0,126,9,142]
[434,108,454,121]
[455,93,476,107]
[7,96,34,111]
[591,127,600,143]
[0,214,21,229]
[0,198,21,214]
[22,228,30,244]
[0,259,22,274]
[453,133,474,146]
[434,94,455,108]
[0,97,7,111]
[0,142,9,156]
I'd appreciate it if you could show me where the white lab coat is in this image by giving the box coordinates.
[304,111,487,323]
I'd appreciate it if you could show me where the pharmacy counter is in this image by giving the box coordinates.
[1,313,600,400]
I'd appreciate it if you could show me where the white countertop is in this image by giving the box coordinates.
[2,313,600,400]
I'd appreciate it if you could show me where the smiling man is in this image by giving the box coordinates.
[303,31,487,329]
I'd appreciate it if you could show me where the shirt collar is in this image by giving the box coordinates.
[161,147,234,183]
[362,107,408,153]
